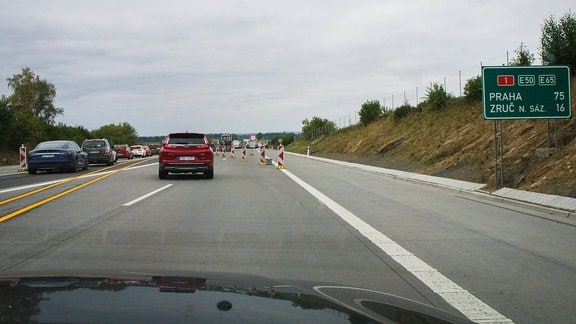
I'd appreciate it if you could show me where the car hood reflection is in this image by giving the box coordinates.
[0,271,472,323]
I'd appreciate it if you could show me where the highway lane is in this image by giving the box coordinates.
[0,153,464,319]
[281,152,576,323]
[0,151,574,322]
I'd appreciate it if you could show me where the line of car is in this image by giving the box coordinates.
[26,139,160,174]
[26,133,214,180]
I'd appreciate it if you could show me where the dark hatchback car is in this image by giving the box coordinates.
[158,132,214,179]
[82,139,117,166]
[27,140,88,174]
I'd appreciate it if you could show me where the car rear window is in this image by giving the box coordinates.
[83,141,105,148]
[168,134,205,145]
[37,141,71,150]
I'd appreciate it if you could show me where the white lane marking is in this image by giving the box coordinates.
[0,179,64,194]
[123,184,173,206]
[279,167,513,323]
[0,163,158,194]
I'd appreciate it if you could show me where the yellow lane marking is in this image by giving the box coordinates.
[0,164,118,206]
[0,160,148,223]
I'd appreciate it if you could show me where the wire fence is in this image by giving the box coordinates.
[308,42,543,138]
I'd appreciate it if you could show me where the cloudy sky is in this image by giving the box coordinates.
[1,1,573,136]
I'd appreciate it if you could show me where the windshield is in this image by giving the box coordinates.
[1,2,575,324]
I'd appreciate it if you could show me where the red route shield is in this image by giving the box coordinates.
[497,75,515,86]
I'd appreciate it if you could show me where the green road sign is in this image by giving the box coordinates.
[482,66,571,120]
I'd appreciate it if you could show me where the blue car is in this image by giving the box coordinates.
[27,140,89,174]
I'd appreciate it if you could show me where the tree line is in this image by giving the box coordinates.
[0,68,138,151]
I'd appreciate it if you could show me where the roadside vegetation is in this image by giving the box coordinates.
[0,68,139,164]
[289,11,576,197]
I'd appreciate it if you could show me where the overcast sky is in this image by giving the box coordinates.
[1,1,573,136]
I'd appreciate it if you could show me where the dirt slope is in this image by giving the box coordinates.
[289,90,576,197]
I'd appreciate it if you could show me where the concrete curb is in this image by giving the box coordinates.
[287,152,576,218]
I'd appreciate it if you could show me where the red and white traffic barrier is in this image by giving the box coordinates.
[277,144,285,169]
[230,145,236,159]
[259,145,266,165]
[241,145,247,162]
[18,144,27,172]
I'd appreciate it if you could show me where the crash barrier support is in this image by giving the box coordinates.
[241,146,247,162]
[18,144,27,172]
[277,144,285,169]
[259,145,267,165]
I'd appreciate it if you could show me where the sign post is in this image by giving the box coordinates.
[482,66,571,189]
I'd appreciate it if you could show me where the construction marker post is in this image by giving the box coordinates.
[259,145,266,166]
[241,145,247,162]
[18,144,27,172]
[230,145,236,159]
[277,144,285,169]
[307,146,310,156]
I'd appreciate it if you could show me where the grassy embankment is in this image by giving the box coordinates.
[287,84,576,197]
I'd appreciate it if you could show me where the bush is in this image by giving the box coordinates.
[425,83,452,110]
[393,104,413,121]
[463,75,482,102]
[359,100,382,125]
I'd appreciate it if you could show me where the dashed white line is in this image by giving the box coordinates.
[123,184,173,206]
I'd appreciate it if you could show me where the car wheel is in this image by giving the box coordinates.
[159,169,168,179]
[205,169,214,179]
[28,168,37,174]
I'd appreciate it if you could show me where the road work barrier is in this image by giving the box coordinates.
[17,145,27,172]
[277,144,285,169]
[259,145,266,165]
[230,145,236,159]
[241,145,247,162]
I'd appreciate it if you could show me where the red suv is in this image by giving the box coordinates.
[158,132,214,179]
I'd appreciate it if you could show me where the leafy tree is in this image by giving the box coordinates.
[359,100,382,126]
[424,83,452,110]
[90,122,139,145]
[540,11,576,74]
[301,116,336,140]
[48,123,91,145]
[509,43,535,66]
[270,133,295,147]
[463,75,482,101]
[4,68,64,144]
[393,104,414,121]
[0,96,16,150]
[6,67,63,125]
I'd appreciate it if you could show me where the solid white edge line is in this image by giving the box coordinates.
[278,167,514,323]
[123,184,173,207]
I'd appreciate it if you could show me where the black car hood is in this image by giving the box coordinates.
[0,271,472,323]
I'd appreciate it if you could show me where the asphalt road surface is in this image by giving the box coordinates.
[0,152,574,323]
